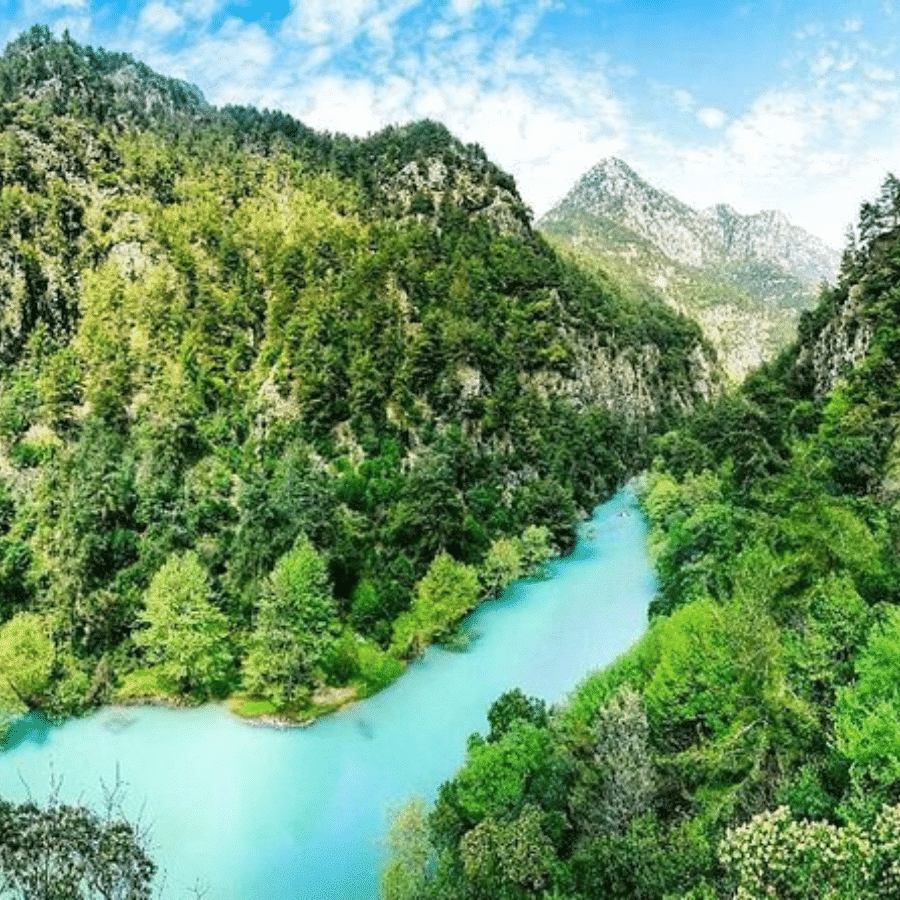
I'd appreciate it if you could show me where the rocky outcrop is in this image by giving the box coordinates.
[520,335,719,426]
[699,204,837,282]
[379,147,530,238]
[794,284,874,400]
[441,329,720,430]
[680,302,791,383]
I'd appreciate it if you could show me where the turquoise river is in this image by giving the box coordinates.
[0,487,655,899]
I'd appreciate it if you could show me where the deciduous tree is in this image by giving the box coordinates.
[135,550,231,699]
[243,535,337,706]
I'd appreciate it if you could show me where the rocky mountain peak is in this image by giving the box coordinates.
[542,159,838,280]
[585,156,642,185]
[538,158,841,380]
[559,156,690,219]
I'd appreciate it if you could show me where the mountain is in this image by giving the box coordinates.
[539,157,840,379]
[0,28,720,726]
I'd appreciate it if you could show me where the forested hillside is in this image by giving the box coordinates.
[0,27,718,726]
[384,177,900,899]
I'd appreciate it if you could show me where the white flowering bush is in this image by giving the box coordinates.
[719,803,900,900]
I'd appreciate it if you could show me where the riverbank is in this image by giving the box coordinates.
[0,489,651,900]
[227,684,364,728]
[105,536,562,731]
[109,676,368,728]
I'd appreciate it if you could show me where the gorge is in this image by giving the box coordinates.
[1,23,900,900]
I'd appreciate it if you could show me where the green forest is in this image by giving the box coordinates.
[382,177,900,899]
[0,26,711,729]
[4,23,900,900]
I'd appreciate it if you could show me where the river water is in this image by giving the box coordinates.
[0,488,654,899]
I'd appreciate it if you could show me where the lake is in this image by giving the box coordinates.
[0,487,655,899]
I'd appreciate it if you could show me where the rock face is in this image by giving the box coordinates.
[794,284,873,400]
[700,204,836,284]
[381,150,530,239]
[790,226,900,404]
[521,334,719,427]
[539,158,840,381]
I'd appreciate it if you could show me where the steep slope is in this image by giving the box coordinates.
[0,28,720,724]
[539,157,839,380]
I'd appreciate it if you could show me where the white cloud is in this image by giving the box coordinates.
[696,106,726,129]
[30,12,91,39]
[281,0,419,52]
[127,18,277,103]
[843,18,863,32]
[138,3,184,35]
[428,21,452,40]
[724,91,820,174]
[795,23,824,40]
[867,65,896,81]
[450,0,482,15]
[812,52,836,76]
[282,0,374,43]
[180,0,229,22]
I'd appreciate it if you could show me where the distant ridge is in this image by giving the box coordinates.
[539,158,840,379]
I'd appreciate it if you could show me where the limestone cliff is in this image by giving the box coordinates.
[794,283,873,400]
[519,336,718,427]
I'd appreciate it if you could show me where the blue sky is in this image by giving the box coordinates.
[4,0,900,245]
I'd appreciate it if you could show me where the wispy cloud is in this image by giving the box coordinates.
[812,51,836,77]
[673,88,695,111]
[281,0,418,49]
[866,64,896,80]
[138,3,184,36]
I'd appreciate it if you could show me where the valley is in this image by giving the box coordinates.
[0,21,898,900]
[0,27,717,736]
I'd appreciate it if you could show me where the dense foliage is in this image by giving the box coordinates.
[384,178,900,898]
[0,785,156,900]
[0,28,712,725]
